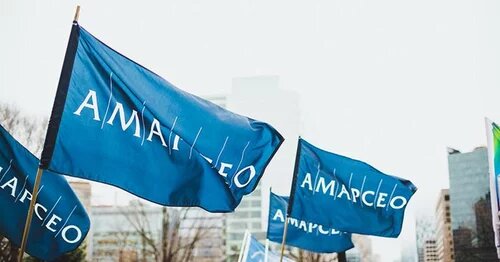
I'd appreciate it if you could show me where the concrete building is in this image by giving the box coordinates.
[416,216,435,262]
[182,208,226,261]
[91,203,163,261]
[434,189,454,262]
[69,180,93,260]
[423,239,438,262]
[350,235,375,262]
[345,249,361,262]
[447,147,497,261]
[91,202,225,262]
[225,76,300,260]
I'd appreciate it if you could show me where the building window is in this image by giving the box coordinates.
[250,211,261,217]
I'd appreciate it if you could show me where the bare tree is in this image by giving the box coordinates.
[0,104,48,261]
[120,201,217,262]
[287,247,338,262]
[0,236,19,262]
[0,104,47,156]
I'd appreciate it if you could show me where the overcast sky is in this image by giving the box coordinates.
[2,1,500,261]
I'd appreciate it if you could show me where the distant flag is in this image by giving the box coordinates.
[485,118,500,258]
[239,231,295,262]
[40,22,283,212]
[0,124,90,260]
[267,191,354,253]
[288,138,417,237]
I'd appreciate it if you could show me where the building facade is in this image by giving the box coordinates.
[92,202,225,262]
[69,180,93,260]
[423,239,438,262]
[434,189,454,262]
[225,185,265,260]
[91,203,162,261]
[350,235,375,262]
[225,76,300,260]
[416,216,435,262]
[447,147,497,261]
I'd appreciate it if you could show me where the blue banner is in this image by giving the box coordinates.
[267,191,353,253]
[0,124,90,260]
[40,23,283,212]
[289,138,417,237]
[242,233,294,262]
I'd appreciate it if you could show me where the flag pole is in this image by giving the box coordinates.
[74,5,81,22]
[17,167,44,262]
[265,239,270,262]
[279,214,289,262]
[280,138,302,262]
[337,251,347,262]
[237,230,249,262]
[17,6,81,261]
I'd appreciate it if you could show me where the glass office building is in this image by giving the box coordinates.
[447,147,496,261]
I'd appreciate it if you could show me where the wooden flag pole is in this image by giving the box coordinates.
[280,139,302,262]
[279,214,289,262]
[17,167,44,262]
[265,239,270,262]
[337,251,347,262]
[17,6,81,261]
[74,5,81,22]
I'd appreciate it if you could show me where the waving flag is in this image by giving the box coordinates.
[289,138,417,237]
[239,231,294,262]
[0,124,90,260]
[485,118,500,258]
[267,191,353,253]
[40,22,283,212]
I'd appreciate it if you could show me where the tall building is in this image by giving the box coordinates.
[91,202,225,262]
[434,189,454,262]
[350,235,374,261]
[423,239,438,262]
[346,249,361,262]
[92,203,163,261]
[181,209,226,261]
[416,216,435,262]
[225,76,300,260]
[447,147,497,261]
[69,180,93,260]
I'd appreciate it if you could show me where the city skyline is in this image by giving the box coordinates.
[3,1,500,261]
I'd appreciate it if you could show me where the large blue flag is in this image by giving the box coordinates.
[289,138,417,237]
[39,22,283,212]
[0,124,90,260]
[267,191,354,253]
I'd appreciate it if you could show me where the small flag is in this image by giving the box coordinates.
[485,118,500,258]
[239,231,294,262]
[40,22,283,212]
[0,124,90,260]
[288,138,417,237]
[267,191,354,253]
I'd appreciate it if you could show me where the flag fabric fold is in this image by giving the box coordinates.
[485,118,500,258]
[240,231,294,262]
[267,191,354,253]
[40,23,283,212]
[289,138,417,237]
[0,124,90,260]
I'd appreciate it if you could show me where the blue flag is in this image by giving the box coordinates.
[267,191,354,253]
[40,22,283,212]
[289,138,417,237]
[241,232,294,262]
[0,124,90,260]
